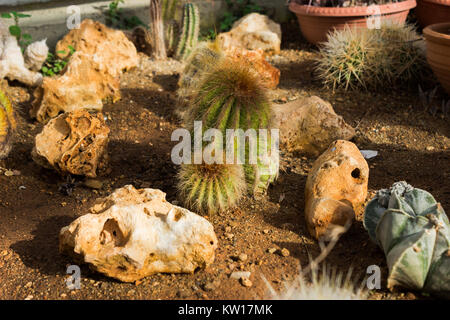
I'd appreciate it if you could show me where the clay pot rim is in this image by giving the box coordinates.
[418,0,450,6]
[288,0,416,17]
[423,22,450,41]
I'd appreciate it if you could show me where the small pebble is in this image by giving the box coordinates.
[240,277,252,287]
[230,271,251,280]
[267,247,277,254]
[238,253,248,262]
[280,248,290,257]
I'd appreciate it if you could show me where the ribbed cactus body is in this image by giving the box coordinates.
[364,181,450,298]
[165,19,179,56]
[175,2,199,61]
[0,89,16,159]
[185,60,278,195]
[177,162,246,215]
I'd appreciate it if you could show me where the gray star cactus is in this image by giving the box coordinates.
[364,181,450,298]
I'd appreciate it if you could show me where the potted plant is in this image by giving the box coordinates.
[288,0,417,44]
[416,0,450,28]
[423,22,450,94]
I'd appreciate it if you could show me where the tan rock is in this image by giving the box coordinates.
[305,140,369,240]
[217,13,281,55]
[226,47,280,89]
[32,110,109,178]
[59,185,218,282]
[30,52,120,122]
[56,19,139,78]
[31,19,139,123]
[272,96,356,157]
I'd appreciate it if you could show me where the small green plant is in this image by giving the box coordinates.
[0,89,16,159]
[105,0,145,30]
[177,161,246,215]
[41,45,75,77]
[315,23,429,90]
[364,181,450,298]
[219,0,264,32]
[175,2,200,61]
[1,11,32,49]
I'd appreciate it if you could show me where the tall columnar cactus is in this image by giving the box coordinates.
[184,59,278,196]
[177,161,246,215]
[0,89,16,159]
[150,0,167,60]
[175,2,199,61]
[364,181,450,298]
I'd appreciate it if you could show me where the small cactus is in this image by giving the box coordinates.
[364,181,450,298]
[315,22,428,90]
[177,161,246,215]
[184,59,278,195]
[0,89,16,159]
[175,2,200,61]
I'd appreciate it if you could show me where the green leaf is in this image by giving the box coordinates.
[22,33,32,40]
[16,13,31,18]
[1,13,12,19]
[8,25,21,38]
[56,50,67,55]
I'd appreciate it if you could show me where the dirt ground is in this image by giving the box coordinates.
[0,21,449,300]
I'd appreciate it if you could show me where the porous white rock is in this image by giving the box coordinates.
[24,38,49,71]
[0,21,43,86]
[59,185,218,282]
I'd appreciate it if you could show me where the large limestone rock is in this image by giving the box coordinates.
[272,97,356,157]
[31,19,138,123]
[56,19,139,78]
[59,185,218,282]
[305,140,369,240]
[31,52,120,122]
[0,20,46,86]
[217,13,281,55]
[32,110,109,178]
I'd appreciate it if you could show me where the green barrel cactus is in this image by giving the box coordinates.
[175,2,199,61]
[364,181,450,298]
[177,161,246,215]
[0,89,16,159]
[184,59,278,196]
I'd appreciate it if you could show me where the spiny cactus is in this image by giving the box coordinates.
[177,161,246,215]
[0,89,16,159]
[315,22,428,90]
[178,41,223,98]
[175,2,200,61]
[364,181,450,298]
[265,266,367,300]
[184,59,278,195]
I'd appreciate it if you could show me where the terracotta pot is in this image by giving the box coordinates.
[416,0,450,28]
[288,0,417,44]
[423,23,450,94]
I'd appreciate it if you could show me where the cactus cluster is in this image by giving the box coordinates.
[364,181,450,298]
[177,59,279,214]
[0,89,16,159]
[175,2,200,61]
[315,22,429,90]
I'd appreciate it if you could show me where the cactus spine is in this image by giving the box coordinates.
[175,2,199,61]
[364,181,450,298]
[0,89,16,159]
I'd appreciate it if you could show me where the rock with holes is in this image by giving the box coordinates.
[59,185,218,282]
[217,13,281,55]
[272,96,355,157]
[32,110,109,178]
[305,140,369,240]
